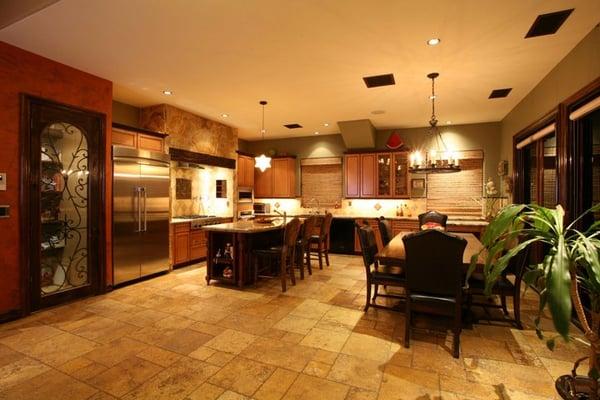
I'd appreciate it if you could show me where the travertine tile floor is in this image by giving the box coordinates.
[0,254,589,400]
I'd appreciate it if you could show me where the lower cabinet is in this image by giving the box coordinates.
[172,223,207,266]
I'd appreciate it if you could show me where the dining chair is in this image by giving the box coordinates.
[309,212,333,269]
[378,216,394,246]
[402,229,467,358]
[467,242,529,329]
[295,215,319,279]
[418,210,448,229]
[252,217,302,292]
[356,221,406,311]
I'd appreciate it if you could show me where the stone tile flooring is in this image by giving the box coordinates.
[0,254,588,400]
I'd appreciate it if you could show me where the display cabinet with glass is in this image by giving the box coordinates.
[377,153,392,197]
[393,152,409,198]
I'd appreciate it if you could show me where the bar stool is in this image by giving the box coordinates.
[308,212,333,269]
[295,215,318,279]
[252,218,302,292]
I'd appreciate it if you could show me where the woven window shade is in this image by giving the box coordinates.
[426,152,483,217]
[301,164,342,208]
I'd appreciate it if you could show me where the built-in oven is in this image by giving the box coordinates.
[238,187,253,203]
[253,202,271,215]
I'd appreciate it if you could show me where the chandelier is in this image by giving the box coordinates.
[254,100,272,172]
[408,73,461,174]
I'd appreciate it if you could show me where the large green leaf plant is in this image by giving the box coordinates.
[469,203,600,396]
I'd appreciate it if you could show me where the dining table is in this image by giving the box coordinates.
[375,231,487,271]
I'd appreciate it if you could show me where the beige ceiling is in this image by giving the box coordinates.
[1,0,599,140]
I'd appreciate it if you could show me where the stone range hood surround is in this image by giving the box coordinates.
[337,119,376,148]
[139,103,238,159]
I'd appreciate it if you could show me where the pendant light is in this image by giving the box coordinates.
[409,73,460,174]
[254,100,272,172]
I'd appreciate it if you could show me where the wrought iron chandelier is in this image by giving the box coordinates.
[408,73,461,174]
[254,100,272,172]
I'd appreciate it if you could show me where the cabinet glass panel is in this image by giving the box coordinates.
[523,143,537,204]
[542,134,557,208]
[393,153,408,197]
[377,154,391,196]
[40,122,89,296]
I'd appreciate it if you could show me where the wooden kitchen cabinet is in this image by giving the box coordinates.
[237,154,255,188]
[112,123,166,152]
[360,154,377,197]
[255,156,296,198]
[345,154,360,198]
[172,223,207,266]
[344,151,410,199]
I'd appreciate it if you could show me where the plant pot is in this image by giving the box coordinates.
[556,375,599,399]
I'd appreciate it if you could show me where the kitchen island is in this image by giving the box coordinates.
[202,219,288,287]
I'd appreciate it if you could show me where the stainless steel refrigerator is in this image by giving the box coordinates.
[113,146,170,285]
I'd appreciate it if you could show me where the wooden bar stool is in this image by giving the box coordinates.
[295,215,318,279]
[252,218,302,292]
[308,212,333,269]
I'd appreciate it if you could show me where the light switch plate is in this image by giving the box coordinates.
[0,173,5,191]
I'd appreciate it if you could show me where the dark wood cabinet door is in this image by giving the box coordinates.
[345,155,360,198]
[244,157,255,188]
[272,158,288,197]
[360,154,377,197]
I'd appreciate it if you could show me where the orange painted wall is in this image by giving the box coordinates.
[0,41,113,316]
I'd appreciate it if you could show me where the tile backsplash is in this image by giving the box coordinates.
[170,164,234,217]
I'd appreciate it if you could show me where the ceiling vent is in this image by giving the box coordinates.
[284,123,302,129]
[489,88,512,99]
[363,73,395,88]
[525,9,574,38]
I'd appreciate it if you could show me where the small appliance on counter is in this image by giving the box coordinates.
[238,187,253,203]
[253,202,271,215]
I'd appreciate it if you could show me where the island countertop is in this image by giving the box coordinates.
[202,218,288,233]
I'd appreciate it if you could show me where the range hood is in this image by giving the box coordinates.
[177,161,204,169]
[337,119,376,149]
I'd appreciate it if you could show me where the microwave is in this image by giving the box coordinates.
[238,187,253,203]
[253,202,271,214]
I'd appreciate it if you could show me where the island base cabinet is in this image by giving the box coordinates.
[171,223,208,266]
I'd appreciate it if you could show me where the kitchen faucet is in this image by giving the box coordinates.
[274,209,287,222]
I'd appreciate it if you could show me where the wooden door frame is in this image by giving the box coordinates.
[19,94,107,316]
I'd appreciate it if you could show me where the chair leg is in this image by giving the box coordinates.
[324,247,330,266]
[364,280,371,311]
[289,251,296,286]
[296,247,304,280]
[500,294,509,316]
[305,247,312,275]
[453,303,462,359]
[514,293,522,329]
[373,284,379,303]
[280,255,287,292]
[318,242,324,270]
[404,297,411,348]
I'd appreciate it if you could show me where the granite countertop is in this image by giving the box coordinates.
[255,213,488,226]
[202,218,288,233]
[170,216,233,224]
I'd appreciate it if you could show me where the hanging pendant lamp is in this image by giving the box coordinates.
[255,100,272,172]
[408,73,461,174]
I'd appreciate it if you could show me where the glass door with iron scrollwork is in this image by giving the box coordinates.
[40,122,90,296]
[25,97,103,310]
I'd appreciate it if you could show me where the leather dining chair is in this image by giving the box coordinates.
[402,229,467,358]
[418,210,448,229]
[467,242,529,329]
[309,212,333,269]
[378,216,394,246]
[356,221,406,311]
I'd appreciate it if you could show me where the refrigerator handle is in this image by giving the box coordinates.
[143,187,148,232]
[135,187,142,233]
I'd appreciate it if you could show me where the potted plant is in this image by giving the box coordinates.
[469,203,600,399]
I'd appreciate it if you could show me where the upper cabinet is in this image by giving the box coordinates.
[237,154,255,188]
[255,157,296,198]
[111,123,166,153]
[344,151,410,199]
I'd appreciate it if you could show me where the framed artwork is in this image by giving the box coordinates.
[410,177,426,198]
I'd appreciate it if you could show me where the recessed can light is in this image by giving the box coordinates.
[314,131,319,135]
[429,95,436,100]
[323,123,329,127]
[162,90,173,95]
[221,113,229,118]
[427,38,441,46]
[446,120,452,125]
